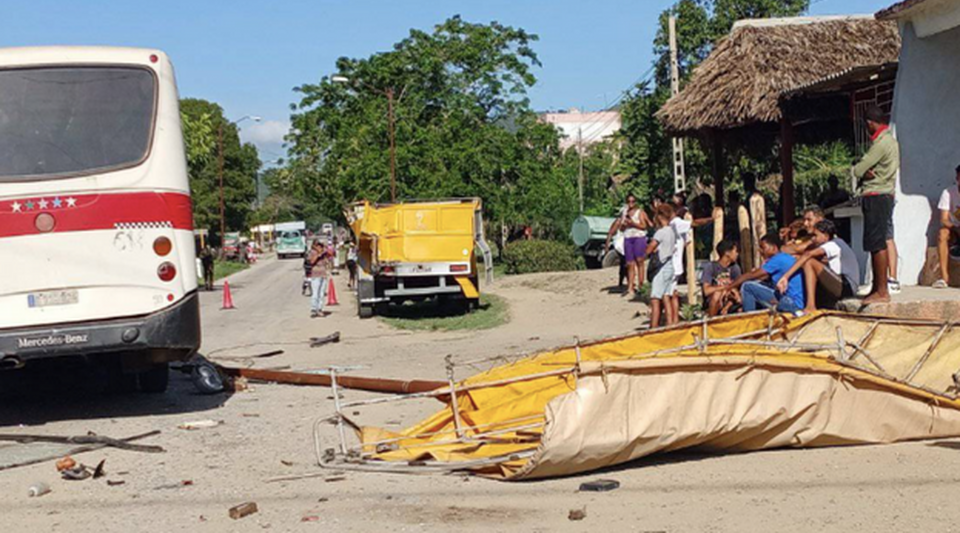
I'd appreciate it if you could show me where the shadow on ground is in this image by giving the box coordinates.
[0,362,232,427]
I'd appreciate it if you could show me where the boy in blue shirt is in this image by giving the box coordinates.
[730,233,805,313]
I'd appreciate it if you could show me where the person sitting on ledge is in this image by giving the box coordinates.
[776,219,860,313]
[934,164,960,289]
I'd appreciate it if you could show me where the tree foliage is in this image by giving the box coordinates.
[280,16,594,238]
[180,98,261,240]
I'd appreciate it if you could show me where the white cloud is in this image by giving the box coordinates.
[240,119,290,145]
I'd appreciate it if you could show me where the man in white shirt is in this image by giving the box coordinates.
[667,214,692,324]
[935,165,960,288]
[776,219,860,312]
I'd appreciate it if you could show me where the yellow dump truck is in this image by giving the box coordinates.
[347,198,493,318]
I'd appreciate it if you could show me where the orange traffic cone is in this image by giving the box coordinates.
[222,280,236,310]
[326,277,339,306]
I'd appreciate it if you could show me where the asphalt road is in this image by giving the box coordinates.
[3,257,960,532]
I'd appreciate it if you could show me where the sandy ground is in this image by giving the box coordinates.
[3,257,960,532]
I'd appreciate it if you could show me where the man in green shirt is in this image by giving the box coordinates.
[851,105,900,304]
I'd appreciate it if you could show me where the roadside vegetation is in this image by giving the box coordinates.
[379,294,509,332]
[213,260,249,281]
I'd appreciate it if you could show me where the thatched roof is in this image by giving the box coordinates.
[657,17,901,135]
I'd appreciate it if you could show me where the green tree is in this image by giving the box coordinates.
[180,98,261,240]
[282,16,579,238]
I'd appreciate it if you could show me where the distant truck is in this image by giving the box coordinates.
[348,198,493,318]
[571,215,618,269]
[275,221,307,259]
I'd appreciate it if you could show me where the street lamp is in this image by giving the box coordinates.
[219,115,262,251]
[333,75,398,203]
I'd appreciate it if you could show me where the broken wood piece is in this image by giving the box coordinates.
[0,431,163,454]
[310,332,341,347]
[228,502,258,520]
[215,349,285,361]
[219,366,444,394]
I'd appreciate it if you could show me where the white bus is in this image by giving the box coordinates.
[0,47,200,392]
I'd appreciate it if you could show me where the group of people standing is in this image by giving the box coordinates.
[605,194,693,328]
[602,103,909,327]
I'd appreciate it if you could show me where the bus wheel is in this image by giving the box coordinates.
[139,363,170,393]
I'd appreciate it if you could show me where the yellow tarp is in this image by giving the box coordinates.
[359,312,960,479]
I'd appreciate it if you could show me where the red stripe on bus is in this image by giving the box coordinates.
[0,192,193,238]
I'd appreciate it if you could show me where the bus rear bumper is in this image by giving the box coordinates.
[0,292,201,368]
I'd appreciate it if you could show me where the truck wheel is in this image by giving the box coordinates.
[139,363,170,393]
[359,303,374,319]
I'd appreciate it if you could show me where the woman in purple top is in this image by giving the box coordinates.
[606,194,652,296]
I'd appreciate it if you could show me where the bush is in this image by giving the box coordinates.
[502,239,583,275]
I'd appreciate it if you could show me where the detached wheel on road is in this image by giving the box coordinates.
[138,363,170,393]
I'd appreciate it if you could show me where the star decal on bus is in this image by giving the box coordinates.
[25,201,35,210]
[52,197,63,208]
[38,198,49,209]
[66,197,77,207]
[11,201,22,213]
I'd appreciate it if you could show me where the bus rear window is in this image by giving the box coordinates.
[0,66,155,181]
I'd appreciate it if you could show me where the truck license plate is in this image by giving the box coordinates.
[28,289,79,308]
[415,265,432,273]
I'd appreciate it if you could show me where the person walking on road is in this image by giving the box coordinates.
[199,246,215,291]
[307,240,331,318]
[852,104,900,304]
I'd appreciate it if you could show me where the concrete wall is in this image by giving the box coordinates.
[890,21,960,284]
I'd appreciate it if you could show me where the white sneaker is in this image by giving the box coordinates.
[933,279,949,289]
[856,284,872,297]
[888,279,902,294]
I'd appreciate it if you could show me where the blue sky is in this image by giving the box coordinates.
[4,0,894,162]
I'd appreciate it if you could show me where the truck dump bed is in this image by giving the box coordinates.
[352,199,480,265]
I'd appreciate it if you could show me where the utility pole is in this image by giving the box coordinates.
[578,126,584,213]
[218,122,226,253]
[386,87,397,203]
[669,15,687,194]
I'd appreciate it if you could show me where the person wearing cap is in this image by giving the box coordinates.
[935,164,960,288]
[851,104,900,304]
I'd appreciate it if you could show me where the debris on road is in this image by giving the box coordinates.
[107,480,126,487]
[55,456,76,472]
[301,515,320,522]
[219,366,444,394]
[154,480,193,490]
[228,502,259,520]
[579,479,620,492]
[178,420,223,431]
[329,312,960,479]
[310,332,341,347]
[92,459,106,479]
[61,465,92,480]
[27,482,51,497]
[568,508,587,521]
[0,431,163,472]
[0,431,163,453]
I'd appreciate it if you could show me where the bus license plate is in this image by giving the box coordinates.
[28,289,79,308]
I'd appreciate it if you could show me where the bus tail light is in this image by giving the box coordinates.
[153,236,172,256]
[158,262,177,282]
[450,264,468,273]
[35,213,56,233]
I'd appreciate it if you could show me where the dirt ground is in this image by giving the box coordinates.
[3,257,960,532]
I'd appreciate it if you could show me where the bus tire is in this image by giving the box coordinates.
[139,363,169,393]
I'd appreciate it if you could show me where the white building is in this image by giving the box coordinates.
[540,109,621,151]
[876,0,960,285]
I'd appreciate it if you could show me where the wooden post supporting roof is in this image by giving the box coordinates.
[780,118,796,224]
[712,132,725,207]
